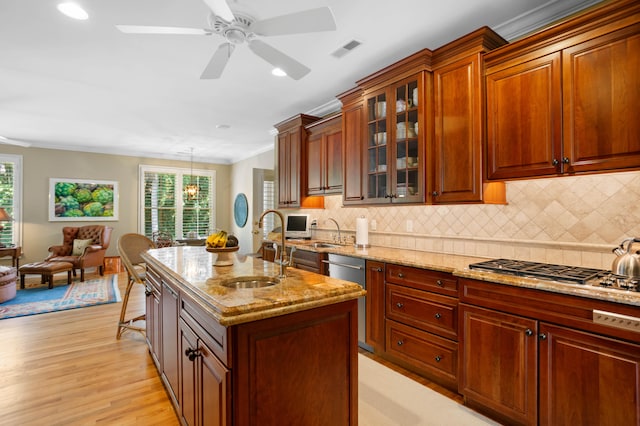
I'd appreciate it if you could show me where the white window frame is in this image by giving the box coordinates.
[139,164,216,238]
[0,154,23,246]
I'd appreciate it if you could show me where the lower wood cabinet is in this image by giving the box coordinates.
[145,269,162,369]
[146,263,359,426]
[538,323,640,426]
[365,260,385,352]
[459,277,640,426]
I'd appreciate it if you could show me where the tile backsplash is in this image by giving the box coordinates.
[299,171,640,270]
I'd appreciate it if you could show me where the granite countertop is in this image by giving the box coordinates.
[142,246,366,326]
[284,240,640,307]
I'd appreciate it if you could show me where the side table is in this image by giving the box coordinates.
[0,245,21,269]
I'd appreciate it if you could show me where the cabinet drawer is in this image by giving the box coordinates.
[386,264,458,297]
[292,249,327,275]
[386,283,458,340]
[386,319,458,385]
[181,295,229,367]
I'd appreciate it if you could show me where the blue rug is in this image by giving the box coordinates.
[0,274,121,319]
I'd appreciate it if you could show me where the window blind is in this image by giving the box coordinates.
[0,155,22,246]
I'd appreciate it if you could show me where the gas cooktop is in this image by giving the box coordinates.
[469,258,638,291]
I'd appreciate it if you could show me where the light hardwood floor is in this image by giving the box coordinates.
[0,272,179,426]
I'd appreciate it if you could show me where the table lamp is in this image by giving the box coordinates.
[0,208,13,248]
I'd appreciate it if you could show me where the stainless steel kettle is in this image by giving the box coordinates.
[611,237,640,278]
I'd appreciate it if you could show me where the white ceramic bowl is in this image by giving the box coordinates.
[376,102,386,119]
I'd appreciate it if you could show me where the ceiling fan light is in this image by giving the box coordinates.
[272,68,287,77]
[57,2,89,20]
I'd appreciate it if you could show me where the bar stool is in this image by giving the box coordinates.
[117,233,156,339]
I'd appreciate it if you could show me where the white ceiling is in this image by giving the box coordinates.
[0,0,601,164]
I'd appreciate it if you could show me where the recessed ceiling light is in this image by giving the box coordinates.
[216,124,230,129]
[272,68,287,77]
[57,2,89,20]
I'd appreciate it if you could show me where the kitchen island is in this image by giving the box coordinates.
[141,246,365,426]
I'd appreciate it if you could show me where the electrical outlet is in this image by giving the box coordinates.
[406,219,413,232]
[370,219,377,231]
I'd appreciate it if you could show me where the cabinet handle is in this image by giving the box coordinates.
[396,302,404,309]
[435,356,442,362]
[432,191,439,197]
[436,280,444,287]
[434,313,442,320]
[360,196,364,200]
[397,272,404,278]
[525,328,533,336]
[539,333,547,340]
[397,340,404,346]
[185,348,201,361]
[562,157,570,164]
[376,267,383,272]
[552,158,559,166]
[144,287,152,296]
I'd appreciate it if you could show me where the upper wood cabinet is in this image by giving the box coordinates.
[485,0,640,180]
[339,88,366,205]
[432,27,507,203]
[305,113,342,196]
[274,114,324,209]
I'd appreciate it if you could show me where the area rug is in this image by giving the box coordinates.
[0,274,121,320]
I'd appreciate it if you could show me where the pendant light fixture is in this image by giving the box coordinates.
[184,147,199,200]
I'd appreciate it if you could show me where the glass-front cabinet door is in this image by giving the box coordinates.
[364,73,424,204]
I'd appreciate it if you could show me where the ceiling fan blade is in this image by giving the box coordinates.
[248,39,310,80]
[201,43,235,79]
[116,25,211,35]
[202,0,235,23]
[251,7,336,36]
[0,136,31,148]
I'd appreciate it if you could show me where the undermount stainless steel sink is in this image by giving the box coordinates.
[309,242,341,249]
[220,276,280,289]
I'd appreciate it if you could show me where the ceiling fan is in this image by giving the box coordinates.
[116,0,337,80]
[0,136,31,148]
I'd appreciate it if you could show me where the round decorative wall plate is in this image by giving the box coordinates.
[234,193,248,228]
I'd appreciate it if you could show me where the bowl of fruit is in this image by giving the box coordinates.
[206,230,239,266]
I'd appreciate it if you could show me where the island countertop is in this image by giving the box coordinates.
[141,246,366,326]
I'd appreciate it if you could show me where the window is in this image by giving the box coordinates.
[0,154,22,246]
[140,165,215,239]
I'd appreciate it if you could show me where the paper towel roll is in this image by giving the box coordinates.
[356,216,369,247]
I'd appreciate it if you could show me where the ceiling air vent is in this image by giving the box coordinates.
[331,39,362,58]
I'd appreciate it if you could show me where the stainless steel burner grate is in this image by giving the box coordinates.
[469,258,606,284]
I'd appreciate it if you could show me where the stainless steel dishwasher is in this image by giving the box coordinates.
[323,253,371,351]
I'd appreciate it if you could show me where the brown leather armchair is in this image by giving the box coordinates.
[46,225,113,281]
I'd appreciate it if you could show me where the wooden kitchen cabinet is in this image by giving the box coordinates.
[145,266,162,370]
[383,264,459,391]
[459,277,640,425]
[161,279,180,405]
[432,28,507,203]
[538,323,640,426]
[306,113,342,195]
[365,260,385,352]
[179,316,230,426]
[485,0,640,180]
[339,88,366,205]
[460,303,538,425]
[363,73,426,204]
[274,114,323,209]
[290,248,327,275]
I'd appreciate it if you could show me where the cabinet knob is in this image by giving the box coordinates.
[525,328,533,336]
[396,302,404,309]
[185,348,201,362]
[144,288,152,296]
[562,157,570,164]
[552,158,559,166]
[435,355,442,362]
[398,272,404,278]
[376,267,383,272]
[436,280,444,287]
[539,333,547,340]
[360,196,364,200]
[434,313,442,320]
[397,340,404,346]
[432,191,439,197]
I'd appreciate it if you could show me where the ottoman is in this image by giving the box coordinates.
[0,266,17,303]
[19,261,74,289]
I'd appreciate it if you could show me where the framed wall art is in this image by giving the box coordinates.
[49,178,119,221]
